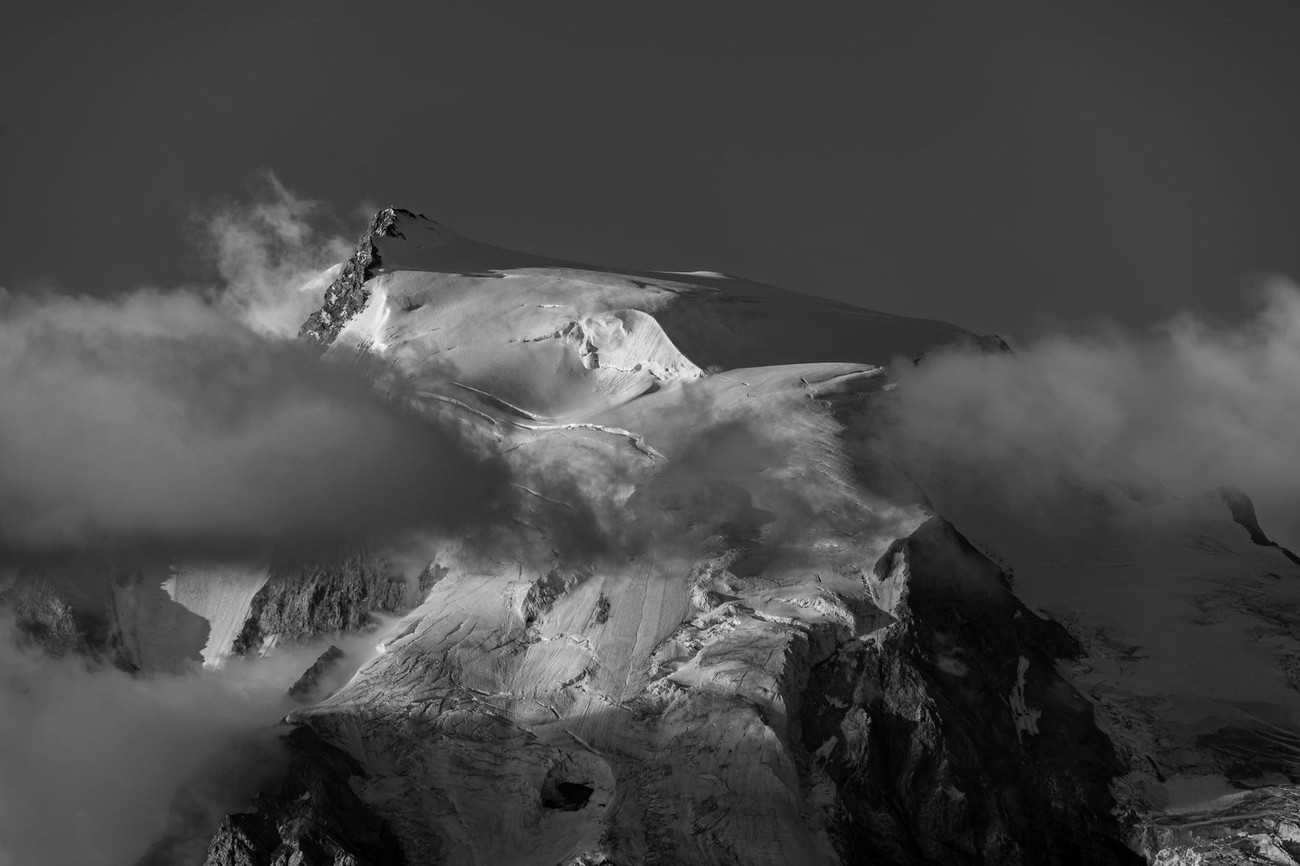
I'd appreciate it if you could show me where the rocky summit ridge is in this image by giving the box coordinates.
[299,207,416,347]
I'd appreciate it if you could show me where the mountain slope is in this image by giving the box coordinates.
[185,209,1300,865]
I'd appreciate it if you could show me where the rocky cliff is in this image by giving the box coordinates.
[299,207,409,347]
[802,517,1137,864]
[230,546,410,659]
[200,726,404,866]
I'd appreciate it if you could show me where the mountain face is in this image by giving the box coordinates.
[9,209,1299,865]
[202,211,1297,865]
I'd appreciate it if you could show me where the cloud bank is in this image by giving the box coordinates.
[198,172,354,337]
[0,615,392,866]
[879,279,1300,548]
[0,176,503,555]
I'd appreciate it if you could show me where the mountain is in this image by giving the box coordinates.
[9,209,1299,864]
[209,211,1300,864]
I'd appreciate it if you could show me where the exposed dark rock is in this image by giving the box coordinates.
[201,726,406,866]
[0,572,148,670]
[912,332,1014,365]
[1216,486,1300,567]
[542,772,595,811]
[0,577,95,659]
[136,730,289,866]
[0,564,210,671]
[801,517,1140,865]
[521,567,578,627]
[1218,486,1276,546]
[298,207,412,347]
[232,546,408,656]
[288,644,346,701]
[417,562,449,601]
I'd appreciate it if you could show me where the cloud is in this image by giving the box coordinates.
[876,278,1300,548]
[197,171,354,337]
[503,388,838,565]
[0,176,504,555]
[0,615,391,866]
[0,176,490,865]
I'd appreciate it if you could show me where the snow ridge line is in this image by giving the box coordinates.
[442,381,666,460]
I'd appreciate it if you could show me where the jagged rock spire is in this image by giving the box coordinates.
[298,207,412,347]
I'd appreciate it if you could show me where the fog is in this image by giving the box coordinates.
[0,175,503,555]
[880,278,1300,550]
[197,173,353,338]
[0,176,501,865]
[0,614,392,866]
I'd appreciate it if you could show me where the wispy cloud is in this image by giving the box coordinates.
[198,171,354,337]
[0,175,503,555]
[0,614,393,866]
[879,278,1300,546]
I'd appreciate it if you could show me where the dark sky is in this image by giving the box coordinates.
[4,0,1300,339]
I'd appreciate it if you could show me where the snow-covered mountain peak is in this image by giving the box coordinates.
[12,204,1297,866]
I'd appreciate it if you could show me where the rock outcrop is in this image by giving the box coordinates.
[299,207,410,347]
[0,576,100,660]
[0,566,210,671]
[1216,485,1300,566]
[289,645,346,702]
[803,518,1138,864]
[201,726,404,866]
[230,546,409,658]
